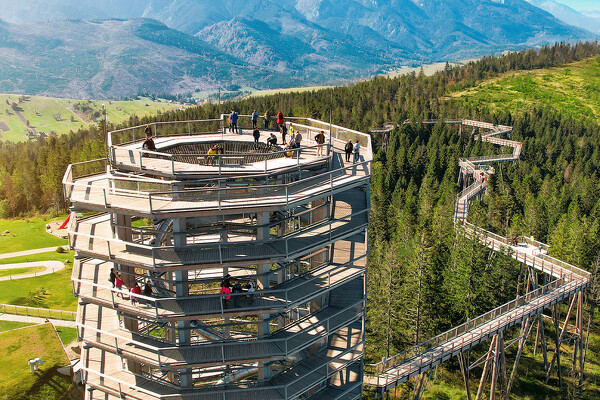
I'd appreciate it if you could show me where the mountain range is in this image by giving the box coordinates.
[0,0,596,99]
[526,0,600,33]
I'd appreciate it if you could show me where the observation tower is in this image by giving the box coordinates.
[64,115,372,399]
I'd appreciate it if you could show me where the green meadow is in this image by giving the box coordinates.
[0,217,67,254]
[0,323,80,400]
[449,56,600,123]
[0,94,186,142]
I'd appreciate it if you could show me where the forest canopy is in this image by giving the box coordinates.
[1,42,600,366]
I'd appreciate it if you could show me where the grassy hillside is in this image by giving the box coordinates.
[0,217,67,253]
[0,94,185,142]
[0,323,79,400]
[448,56,600,123]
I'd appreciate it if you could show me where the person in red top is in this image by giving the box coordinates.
[276,111,284,132]
[130,283,142,305]
[115,274,124,298]
[220,284,231,308]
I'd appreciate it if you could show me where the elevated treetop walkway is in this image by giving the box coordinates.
[365,119,591,394]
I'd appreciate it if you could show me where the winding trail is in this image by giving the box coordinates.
[0,246,69,280]
[0,260,66,281]
[365,119,590,393]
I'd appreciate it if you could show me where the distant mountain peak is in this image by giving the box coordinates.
[0,0,596,98]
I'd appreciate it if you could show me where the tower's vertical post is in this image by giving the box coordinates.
[172,218,192,387]
[256,211,271,380]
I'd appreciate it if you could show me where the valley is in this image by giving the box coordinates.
[0,94,186,142]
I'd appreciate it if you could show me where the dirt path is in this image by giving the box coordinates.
[0,246,67,260]
[0,313,76,328]
[13,107,37,135]
[0,260,66,281]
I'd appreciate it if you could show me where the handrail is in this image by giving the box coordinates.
[0,303,76,321]
[82,338,364,398]
[64,158,371,215]
[78,299,363,369]
[69,208,369,268]
[367,276,586,375]
[73,253,366,310]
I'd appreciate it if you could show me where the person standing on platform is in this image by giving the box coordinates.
[281,124,288,145]
[143,279,153,306]
[251,110,259,129]
[294,130,302,148]
[230,110,239,134]
[263,111,270,129]
[345,140,353,162]
[276,111,284,131]
[353,140,361,163]
[109,268,116,288]
[315,130,325,156]
[115,274,124,297]
[232,281,243,308]
[253,129,260,148]
[246,280,255,304]
[130,283,142,305]
[221,284,231,309]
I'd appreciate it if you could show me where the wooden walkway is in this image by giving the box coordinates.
[366,120,591,392]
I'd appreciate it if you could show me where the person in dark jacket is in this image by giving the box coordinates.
[232,281,243,308]
[143,133,156,152]
[143,279,153,306]
[109,268,116,288]
[230,110,239,134]
[253,129,260,148]
[344,140,353,162]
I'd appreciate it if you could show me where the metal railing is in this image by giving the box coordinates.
[108,119,223,147]
[0,303,76,321]
[64,158,371,215]
[110,141,331,176]
[69,208,368,269]
[466,153,517,163]
[78,299,363,369]
[73,251,366,318]
[368,119,590,390]
[366,276,587,386]
[81,337,364,399]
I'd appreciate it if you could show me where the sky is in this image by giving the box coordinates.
[557,0,600,11]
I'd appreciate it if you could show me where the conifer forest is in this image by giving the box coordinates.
[2,40,600,397]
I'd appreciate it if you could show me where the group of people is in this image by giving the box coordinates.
[230,110,263,133]
[220,274,255,308]
[144,114,359,163]
[344,140,361,163]
[109,268,153,306]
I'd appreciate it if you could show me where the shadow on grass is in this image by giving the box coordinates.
[8,367,74,400]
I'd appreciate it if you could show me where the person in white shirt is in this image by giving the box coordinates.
[353,140,360,163]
